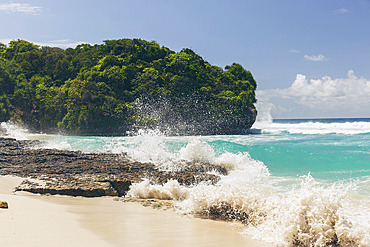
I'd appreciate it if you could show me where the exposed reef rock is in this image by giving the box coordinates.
[0,138,226,197]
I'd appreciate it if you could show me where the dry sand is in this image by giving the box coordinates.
[0,176,273,247]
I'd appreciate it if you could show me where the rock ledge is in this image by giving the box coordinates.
[0,137,225,197]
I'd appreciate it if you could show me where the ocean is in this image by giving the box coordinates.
[1,117,369,246]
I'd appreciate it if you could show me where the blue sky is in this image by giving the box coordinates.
[1,0,369,118]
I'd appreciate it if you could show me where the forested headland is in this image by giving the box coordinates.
[0,39,257,135]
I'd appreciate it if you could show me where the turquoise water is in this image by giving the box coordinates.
[38,118,369,191]
[1,118,370,246]
[212,132,370,181]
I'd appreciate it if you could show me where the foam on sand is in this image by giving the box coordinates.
[0,176,272,247]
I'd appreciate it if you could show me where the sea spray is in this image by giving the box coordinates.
[126,136,370,246]
[104,129,193,172]
[0,121,73,150]
[0,121,29,140]
[116,129,173,163]
[253,101,274,129]
[131,95,256,136]
[127,179,189,200]
[105,131,235,174]
[128,173,369,246]
[179,138,216,164]
[243,175,367,246]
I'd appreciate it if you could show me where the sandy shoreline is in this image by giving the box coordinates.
[0,176,273,247]
[0,176,109,246]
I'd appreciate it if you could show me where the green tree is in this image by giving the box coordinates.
[2,39,39,60]
[0,38,257,135]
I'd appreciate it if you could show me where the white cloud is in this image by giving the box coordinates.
[304,54,327,61]
[0,39,89,49]
[36,40,89,48]
[257,71,370,118]
[0,38,12,45]
[334,8,348,14]
[289,49,300,53]
[0,3,42,14]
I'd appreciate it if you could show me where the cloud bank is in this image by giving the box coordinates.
[0,3,42,14]
[0,39,88,49]
[257,70,370,118]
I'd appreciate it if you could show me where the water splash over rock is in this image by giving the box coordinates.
[0,137,224,197]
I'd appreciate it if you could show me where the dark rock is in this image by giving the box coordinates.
[108,180,132,197]
[0,137,223,197]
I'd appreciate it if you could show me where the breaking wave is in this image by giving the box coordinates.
[258,120,370,135]
[126,132,370,246]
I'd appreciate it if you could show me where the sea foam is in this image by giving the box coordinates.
[126,134,370,246]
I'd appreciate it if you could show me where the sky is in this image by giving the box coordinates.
[0,0,369,119]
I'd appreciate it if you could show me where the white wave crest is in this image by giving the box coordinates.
[173,174,370,246]
[215,152,270,181]
[260,121,370,135]
[126,140,370,247]
[248,175,370,246]
[128,175,370,246]
[179,138,216,164]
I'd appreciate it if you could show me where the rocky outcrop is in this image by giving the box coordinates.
[0,137,226,197]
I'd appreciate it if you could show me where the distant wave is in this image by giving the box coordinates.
[252,119,370,135]
[253,101,370,135]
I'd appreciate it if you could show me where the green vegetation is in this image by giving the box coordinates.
[0,39,257,135]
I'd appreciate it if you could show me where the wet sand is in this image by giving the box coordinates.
[0,176,273,247]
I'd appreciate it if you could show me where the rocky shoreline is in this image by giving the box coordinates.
[0,137,226,197]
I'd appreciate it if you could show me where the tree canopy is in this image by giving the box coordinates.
[0,38,257,135]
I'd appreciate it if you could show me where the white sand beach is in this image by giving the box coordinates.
[0,176,273,247]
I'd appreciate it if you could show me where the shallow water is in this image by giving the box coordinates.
[1,118,369,246]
